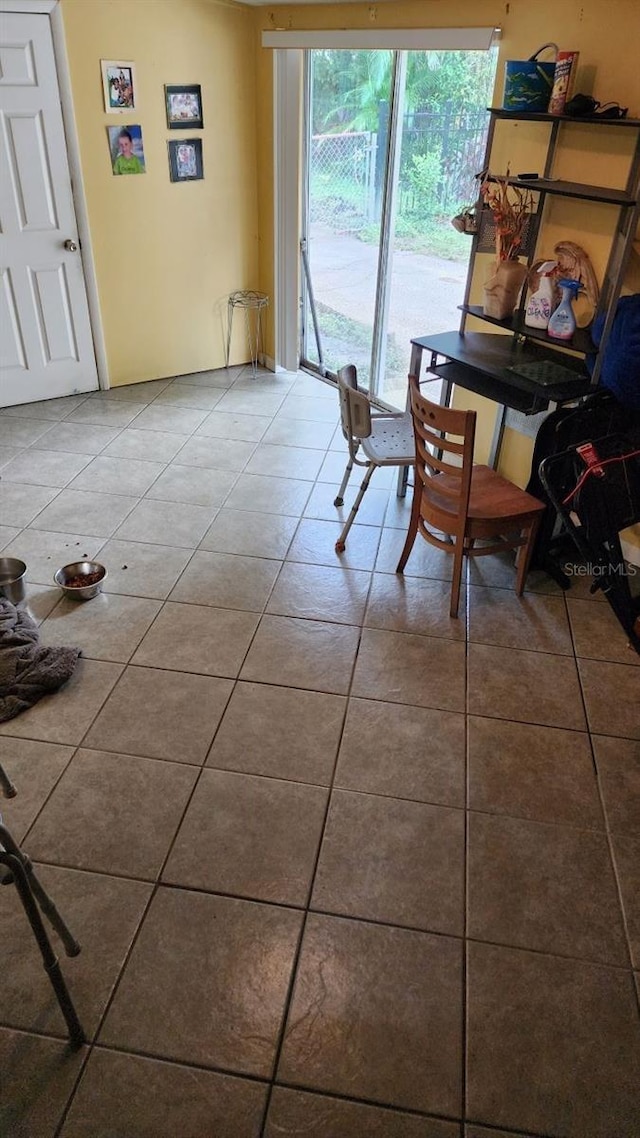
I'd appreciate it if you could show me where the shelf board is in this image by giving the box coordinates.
[510,177,636,205]
[460,305,596,355]
[488,108,640,128]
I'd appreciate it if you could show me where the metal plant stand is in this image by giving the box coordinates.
[226,290,269,378]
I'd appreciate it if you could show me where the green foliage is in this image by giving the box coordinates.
[406,149,442,219]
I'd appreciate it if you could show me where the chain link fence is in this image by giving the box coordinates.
[308,103,488,232]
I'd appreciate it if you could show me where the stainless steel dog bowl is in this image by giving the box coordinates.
[54,561,107,601]
[0,557,27,604]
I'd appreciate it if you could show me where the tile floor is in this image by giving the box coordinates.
[1,364,639,1138]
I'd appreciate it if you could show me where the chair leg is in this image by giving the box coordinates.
[396,480,421,573]
[0,851,85,1047]
[0,762,17,798]
[334,444,359,507]
[0,825,80,957]
[449,541,465,618]
[514,515,542,595]
[335,464,374,552]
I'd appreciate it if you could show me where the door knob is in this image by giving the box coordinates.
[63,239,78,252]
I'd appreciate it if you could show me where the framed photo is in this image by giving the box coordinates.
[165,84,203,129]
[108,125,146,175]
[168,139,203,182]
[101,61,136,113]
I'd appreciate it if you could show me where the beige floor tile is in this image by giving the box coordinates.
[195,410,271,441]
[468,717,601,827]
[59,1049,267,1138]
[352,628,465,712]
[20,583,65,625]
[468,643,587,730]
[468,585,573,654]
[153,385,224,411]
[126,404,208,434]
[466,941,640,1137]
[593,735,640,834]
[0,738,74,842]
[100,427,185,463]
[267,561,371,625]
[262,417,335,449]
[0,525,20,548]
[39,593,161,663]
[313,790,464,934]
[84,665,232,763]
[29,489,137,538]
[611,833,640,968]
[568,596,640,665]
[1,529,105,585]
[68,455,165,498]
[207,681,345,783]
[88,378,172,402]
[65,402,145,429]
[0,418,54,448]
[97,539,192,599]
[0,445,22,469]
[0,659,123,745]
[145,464,237,508]
[467,549,565,596]
[174,366,243,388]
[240,615,359,694]
[335,698,464,807]
[225,472,313,517]
[172,435,256,471]
[468,812,627,964]
[99,887,302,1076]
[465,1128,538,1138]
[375,526,454,579]
[170,550,281,611]
[304,480,389,526]
[0,865,151,1039]
[114,498,215,547]
[32,421,122,455]
[0,1027,86,1138]
[26,749,197,880]
[132,602,259,676]
[265,1087,458,1138]
[2,449,91,489]
[214,389,287,418]
[163,768,327,904]
[287,517,381,571]
[0,483,59,528]
[365,573,465,640]
[199,508,297,559]
[276,393,338,423]
[246,443,325,480]
[278,913,462,1116]
[579,658,640,738]
[1,394,89,421]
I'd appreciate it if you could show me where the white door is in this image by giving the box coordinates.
[0,10,98,407]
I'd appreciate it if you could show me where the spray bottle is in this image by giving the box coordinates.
[525,261,558,329]
[548,278,581,340]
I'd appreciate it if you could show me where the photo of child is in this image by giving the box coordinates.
[108,125,146,175]
[176,143,197,178]
[101,61,137,113]
[167,138,203,182]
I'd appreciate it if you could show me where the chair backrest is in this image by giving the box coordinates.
[337,364,372,451]
[408,374,476,539]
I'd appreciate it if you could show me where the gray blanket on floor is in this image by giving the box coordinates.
[0,598,81,723]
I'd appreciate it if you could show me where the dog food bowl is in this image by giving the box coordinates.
[0,558,27,604]
[54,561,107,601]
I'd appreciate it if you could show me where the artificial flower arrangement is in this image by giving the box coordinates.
[480,170,535,318]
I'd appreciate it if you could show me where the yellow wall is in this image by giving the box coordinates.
[62,0,259,386]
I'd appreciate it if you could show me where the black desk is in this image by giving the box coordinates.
[397,330,594,496]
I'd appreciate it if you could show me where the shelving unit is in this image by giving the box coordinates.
[458,107,640,389]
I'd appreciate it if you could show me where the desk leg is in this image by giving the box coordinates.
[488,403,507,469]
[396,342,424,498]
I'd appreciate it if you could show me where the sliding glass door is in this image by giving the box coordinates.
[301,47,497,405]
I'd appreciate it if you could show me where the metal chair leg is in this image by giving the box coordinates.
[335,464,375,552]
[0,850,85,1047]
[335,444,360,507]
[0,762,17,798]
[0,825,80,956]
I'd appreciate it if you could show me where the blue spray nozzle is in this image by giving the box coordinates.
[558,277,582,293]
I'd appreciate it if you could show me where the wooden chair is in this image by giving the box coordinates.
[334,364,415,552]
[397,375,546,617]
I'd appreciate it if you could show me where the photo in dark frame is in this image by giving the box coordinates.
[168,138,203,182]
[165,84,203,129]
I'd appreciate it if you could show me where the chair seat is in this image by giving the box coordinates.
[362,414,415,465]
[423,462,542,523]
